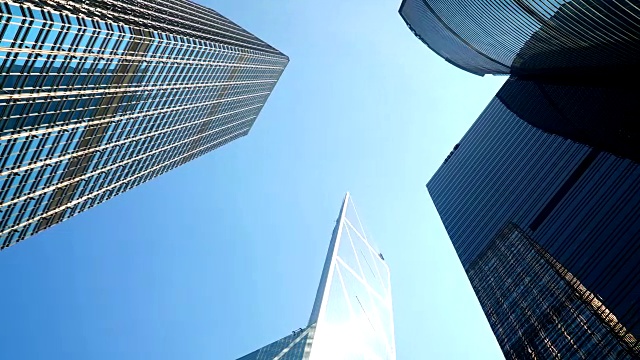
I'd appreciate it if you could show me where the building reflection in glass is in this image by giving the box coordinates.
[468,223,639,359]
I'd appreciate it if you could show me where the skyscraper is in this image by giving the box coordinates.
[0,0,288,249]
[398,0,640,76]
[427,78,640,358]
[236,193,396,360]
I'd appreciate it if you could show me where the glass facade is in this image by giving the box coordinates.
[427,78,640,358]
[237,326,315,360]
[495,76,639,164]
[398,0,640,76]
[236,193,396,360]
[0,0,288,249]
[469,223,639,359]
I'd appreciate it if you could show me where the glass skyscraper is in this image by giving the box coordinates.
[236,193,396,360]
[398,0,640,76]
[0,0,288,249]
[427,78,640,358]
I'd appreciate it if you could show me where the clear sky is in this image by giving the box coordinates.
[0,1,507,359]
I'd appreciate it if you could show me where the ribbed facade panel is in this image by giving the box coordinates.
[495,77,639,163]
[0,0,288,249]
[427,78,640,356]
[399,0,640,76]
[397,0,509,75]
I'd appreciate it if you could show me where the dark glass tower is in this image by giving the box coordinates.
[427,78,640,358]
[0,0,288,249]
[398,0,640,76]
[235,194,396,360]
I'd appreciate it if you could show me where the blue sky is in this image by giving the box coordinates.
[0,1,506,359]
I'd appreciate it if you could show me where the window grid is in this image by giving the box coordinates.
[0,0,288,248]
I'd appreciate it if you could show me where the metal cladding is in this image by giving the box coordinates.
[399,0,640,76]
[427,78,640,358]
[0,0,288,249]
[495,77,640,163]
